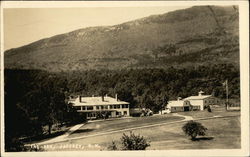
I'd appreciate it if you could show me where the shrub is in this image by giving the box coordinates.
[207,105,212,112]
[182,120,207,141]
[120,131,150,150]
[5,137,25,152]
[107,141,118,150]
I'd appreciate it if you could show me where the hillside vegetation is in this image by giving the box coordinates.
[5,6,239,71]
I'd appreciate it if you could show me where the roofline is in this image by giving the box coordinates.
[184,95,213,100]
[73,102,129,106]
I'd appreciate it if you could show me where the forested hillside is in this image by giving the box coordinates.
[5,6,239,71]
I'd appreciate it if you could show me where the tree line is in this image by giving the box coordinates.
[4,63,240,151]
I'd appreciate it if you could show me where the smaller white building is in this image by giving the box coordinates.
[166,97,191,113]
[184,91,220,110]
[162,91,220,113]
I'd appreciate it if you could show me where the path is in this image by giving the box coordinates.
[172,113,194,121]
[35,123,85,145]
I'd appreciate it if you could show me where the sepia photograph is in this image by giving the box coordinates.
[0,1,249,157]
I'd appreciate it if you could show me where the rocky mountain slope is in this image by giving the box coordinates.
[5,6,239,71]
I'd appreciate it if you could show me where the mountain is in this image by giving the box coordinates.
[4,6,239,71]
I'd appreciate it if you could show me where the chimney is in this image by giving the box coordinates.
[115,94,118,101]
[78,95,81,102]
[101,95,104,102]
[198,91,204,96]
[177,97,182,101]
[105,94,108,97]
[92,95,94,97]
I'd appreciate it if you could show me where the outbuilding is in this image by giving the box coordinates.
[167,97,191,113]
[184,91,220,110]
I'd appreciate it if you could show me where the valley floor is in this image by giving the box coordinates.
[31,107,240,151]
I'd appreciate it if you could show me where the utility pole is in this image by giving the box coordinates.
[224,79,229,110]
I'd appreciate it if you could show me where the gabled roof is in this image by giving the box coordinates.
[71,96,129,106]
[184,95,212,100]
[168,100,188,107]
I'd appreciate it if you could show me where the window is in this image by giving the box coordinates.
[110,105,113,109]
[75,106,81,110]
[117,105,121,109]
[116,112,121,115]
[87,106,93,110]
[122,104,128,108]
[88,113,96,117]
[101,106,104,109]
[124,111,127,115]
[114,105,117,109]
[104,106,108,109]
[96,106,99,110]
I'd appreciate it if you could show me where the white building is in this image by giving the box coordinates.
[163,91,220,113]
[165,97,191,113]
[184,91,220,110]
[69,94,130,119]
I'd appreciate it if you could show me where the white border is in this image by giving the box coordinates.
[239,2,249,156]
[1,1,249,157]
[0,1,247,8]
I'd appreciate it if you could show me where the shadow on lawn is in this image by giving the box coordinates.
[193,136,214,141]
[71,129,95,134]
[21,130,68,143]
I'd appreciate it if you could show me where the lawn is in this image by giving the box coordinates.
[68,114,184,138]
[148,116,240,150]
[38,114,240,151]
[178,106,240,119]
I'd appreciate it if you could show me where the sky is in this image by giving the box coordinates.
[4,6,191,51]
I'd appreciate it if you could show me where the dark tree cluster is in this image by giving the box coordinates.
[4,70,82,151]
[62,63,239,107]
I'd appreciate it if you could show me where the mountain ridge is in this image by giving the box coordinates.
[5,6,239,71]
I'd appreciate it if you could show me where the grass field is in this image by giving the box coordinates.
[38,108,240,151]
[68,114,184,138]
[178,106,240,118]
[148,116,240,150]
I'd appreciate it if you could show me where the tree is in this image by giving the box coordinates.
[35,76,68,135]
[155,92,169,114]
[182,120,208,141]
[140,92,154,109]
[121,131,150,150]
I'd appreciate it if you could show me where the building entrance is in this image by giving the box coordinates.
[184,106,190,111]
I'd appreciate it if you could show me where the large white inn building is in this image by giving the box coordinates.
[69,94,130,119]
